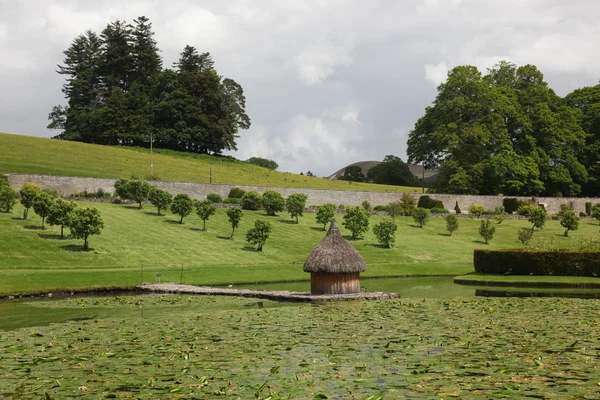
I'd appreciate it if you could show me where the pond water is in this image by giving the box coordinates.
[3,276,600,331]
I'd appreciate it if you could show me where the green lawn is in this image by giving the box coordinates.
[0,132,419,192]
[2,201,600,295]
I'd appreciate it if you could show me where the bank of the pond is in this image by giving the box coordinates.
[455,273,600,288]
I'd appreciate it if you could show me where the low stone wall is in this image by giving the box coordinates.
[6,173,599,214]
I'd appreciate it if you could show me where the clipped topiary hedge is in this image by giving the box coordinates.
[503,198,522,214]
[474,249,600,276]
[417,195,444,210]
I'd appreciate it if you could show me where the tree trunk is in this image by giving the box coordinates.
[179,215,183,224]
[41,217,45,229]
[257,244,263,251]
[203,219,206,231]
[564,229,569,237]
[230,227,235,239]
[23,208,28,220]
[139,202,143,209]
[296,215,299,224]
[83,234,89,250]
[157,208,162,216]
[60,225,64,239]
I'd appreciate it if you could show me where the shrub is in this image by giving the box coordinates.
[286,193,308,223]
[503,198,522,214]
[247,157,279,170]
[170,193,194,224]
[445,214,459,236]
[417,195,444,209]
[337,204,345,210]
[262,190,285,216]
[241,191,262,210]
[430,207,449,214]
[412,208,429,228]
[114,178,130,199]
[95,188,112,198]
[473,249,600,276]
[206,193,223,203]
[316,204,336,230]
[342,206,370,239]
[227,207,243,239]
[559,209,579,237]
[386,202,401,220]
[454,201,461,214]
[516,203,537,216]
[19,183,42,220]
[586,202,592,216]
[228,187,246,199]
[399,193,416,215]
[468,204,485,218]
[47,198,76,239]
[479,220,495,244]
[223,198,242,204]
[126,180,152,209]
[591,204,600,225]
[494,214,505,224]
[68,207,104,251]
[518,228,534,246]
[42,188,61,199]
[246,220,272,251]
[579,211,588,217]
[361,201,373,213]
[0,173,8,186]
[195,200,217,231]
[148,187,172,216]
[32,192,55,229]
[0,184,17,213]
[373,205,389,211]
[373,219,397,248]
[528,208,547,230]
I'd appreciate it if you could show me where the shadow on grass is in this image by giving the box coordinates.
[437,233,452,237]
[310,227,326,231]
[241,246,260,252]
[190,227,207,232]
[472,240,488,244]
[217,235,232,240]
[410,224,424,228]
[342,235,363,241]
[123,205,142,210]
[24,225,44,230]
[61,244,92,252]
[164,220,181,225]
[144,211,163,216]
[12,217,23,221]
[38,233,65,240]
[278,219,297,225]
[366,243,387,248]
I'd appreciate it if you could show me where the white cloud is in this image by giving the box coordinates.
[294,41,353,85]
[424,62,449,87]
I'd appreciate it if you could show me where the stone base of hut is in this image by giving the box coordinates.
[310,272,360,295]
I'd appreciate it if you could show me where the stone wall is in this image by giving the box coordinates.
[6,173,599,214]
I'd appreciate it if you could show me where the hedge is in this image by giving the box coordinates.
[417,195,444,210]
[474,249,600,276]
[503,198,522,214]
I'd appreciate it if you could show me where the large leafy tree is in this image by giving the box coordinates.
[47,199,77,238]
[69,207,104,250]
[408,61,587,196]
[367,155,418,186]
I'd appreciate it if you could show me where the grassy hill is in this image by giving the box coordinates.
[0,132,420,192]
[2,200,599,295]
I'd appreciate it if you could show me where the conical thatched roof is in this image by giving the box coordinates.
[304,219,367,273]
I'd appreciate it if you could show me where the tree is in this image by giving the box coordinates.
[126,180,151,209]
[286,193,308,223]
[338,165,365,182]
[468,204,485,218]
[32,192,54,229]
[373,219,397,248]
[366,155,418,186]
[170,193,193,223]
[47,199,77,238]
[559,209,579,237]
[528,208,547,230]
[19,183,42,219]
[148,187,172,216]
[0,184,17,213]
[69,207,104,250]
[591,204,600,225]
[387,201,402,220]
[114,178,131,199]
[195,200,216,231]
[241,191,262,210]
[226,207,243,239]
[247,157,278,170]
[361,201,373,213]
[262,190,285,216]
[399,193,416,216]
[518,228,534,246]
[246,220,271,251]
[316,204,336,230]
[479,220,496,244]
[445,214,459,236]
[412,208,429,228]
[342,206,370,239]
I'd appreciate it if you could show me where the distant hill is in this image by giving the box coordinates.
[328,160,439,184]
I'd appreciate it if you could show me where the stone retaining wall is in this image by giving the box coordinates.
[6,173,600,214]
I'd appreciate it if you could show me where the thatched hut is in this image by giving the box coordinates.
[304,219,367,295]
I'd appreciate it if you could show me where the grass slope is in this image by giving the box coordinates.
[0,132,419,192]
[2,201,600,295]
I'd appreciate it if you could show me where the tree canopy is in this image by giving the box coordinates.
[366,155,419,186]
[407,61,590,196]
[48,16,250,155]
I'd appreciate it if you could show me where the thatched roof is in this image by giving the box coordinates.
[304,219,367,273]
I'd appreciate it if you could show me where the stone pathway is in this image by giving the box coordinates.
[138,283,400,302]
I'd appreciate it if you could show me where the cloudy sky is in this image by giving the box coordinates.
[1,0,599,176]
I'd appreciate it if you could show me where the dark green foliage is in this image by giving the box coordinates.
[19,183,42,219]
[68,207,104,250]
[126,180,151,209]
[585,202,592,216]
[262,190,285,216]
[417,195,444,209]
[195,200,216,231]
[445,214,459,236]
[559,209,579,237]
[373,219,397,248]
[0,173,8,186]
[474,249,600,276]
[315,204,336,230]
[206,193,223,203]
[592,204,600,225]
[247,157,278,170]
[32,192,54,229]
[399,193,417,216]
[223,198,242,204]
[518,228,534,245]
[528,208,547,230]
[361,201,373,213]
[241,191,262,211]
[338,165,365,182]
[454,201,461,214]
[0,184,17,213]
[47,199,77,238]
[245,220,271,251]
[478,220,496,244]
[342,206,370,239]
[373,205,389,212]
[228,187,246,199]
[148,187,172,216]
[73,188,112,198]
[412,208,429,227]
[366,155,418,186]
[430,207,449,214]
[468,204,485,218]
[226,207,243,239]
[170,193,193,224]
[502,198,521,214]
[114,178,130,199]
[516,203,537,216]
[286,193,308,223]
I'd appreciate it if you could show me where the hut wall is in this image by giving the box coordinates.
[310,272,360,295]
